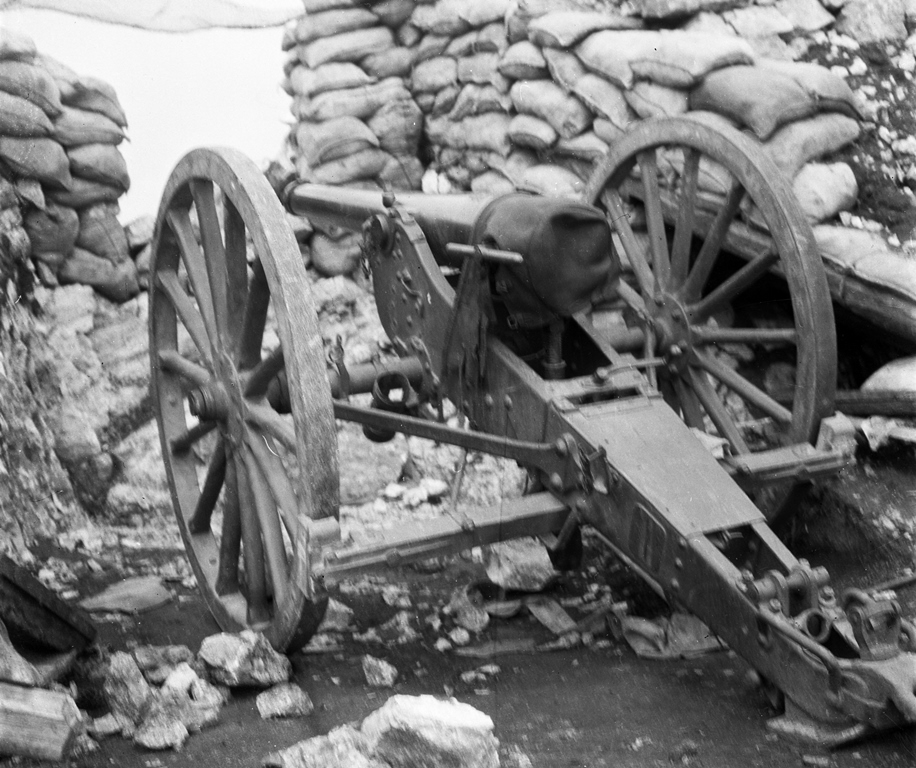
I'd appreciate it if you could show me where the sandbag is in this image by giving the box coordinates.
[293,78,411,121]
[792,162,858,224]
[0,61,62,117]
[292,8,378,45]
[37,54,80,102]
[302,148,390,184]
[14,177,45,209]
[541,48,587,93]
[303,0,357,12]
[411,56,458,93]
[362,47,415,79]
[48,177,122,208]
[508,114,558,150]
[77,203,130,264]
[368,99,423,156]
[509,80,592,140]
[528,10,642,48]
[67,143,130,191]
[761,113,861,180]
[477,23,509,54]
[630,31,755,88]
[485,148,539,185]
[446,30,479,58]
[552,131,608,161]
[499,42,547,80]
[398,22,422,48]
[411,1,472,36]
[414,34,451,64]
[431,84,461,116]
[458,0,513,27]
[372,0,416,28]
[295,117,380,166]
[757,59,863,121]
[573,74,634,128]
[576,30,663,89]
[426,113,513,155]
[378,154,424,190]
[0,136,72,188]
[54,106,125,146]
[0,29,36,61]
[414,92,435,113]
[0,91,53,137]
[625,81,689,119]
[457,52,500,84]
[58,247,139,303]
[297,27,395,68]
[659,147,733,196]
[66,77,128,127]
[518,164,585,200]
[289,62,375,98]
[690,65,819,140]
[24,202,79,256]
[471,170,516,195]
[593,118,625,145]
[449,84,512,119]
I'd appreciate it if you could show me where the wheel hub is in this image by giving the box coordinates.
[648,294,693,373]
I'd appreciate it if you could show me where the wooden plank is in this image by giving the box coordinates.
[0,682,82,761]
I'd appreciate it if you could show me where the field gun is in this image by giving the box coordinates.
[148,116,916,747]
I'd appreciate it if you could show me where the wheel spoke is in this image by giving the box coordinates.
[616,279,648,318]
[223,198,250,347]
[673,375,705,430]
[245,428,299,540]
[234,452,270,624]
[156,269,213,363]
[215,453,242,596]
[166,207,219,345]
[241,437,289,606]
[189,436,226,533]
[601,189,656,298]
[158,349,210,387]
[170,420,217,455]
[692,326,796,346]
[693,350,793,424]
[670,148,700,289]
[245,346,285,398]
[246,401,297,451]
[239,260,271,372]
[639,149,670,292]
[688,249,779,324]
[191,179,231,344]
[687,365,750,454]
[680,180,745,301]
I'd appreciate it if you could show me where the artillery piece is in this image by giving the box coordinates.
[148,115,916,747]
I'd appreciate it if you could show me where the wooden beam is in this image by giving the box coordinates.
[0,682,82,761]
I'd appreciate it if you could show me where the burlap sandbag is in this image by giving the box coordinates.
[431,84,461,116]
[552,131,608,161]
[458,0,513,27]
[457,52,501,85]
[0,91,53,137]
[54,106,125,146]
[631,31,755,88]
[689,65,817,140]
[508,114,558,150]
[303,0,357,12]
[792,162,858,224]
[289,63,375,98]
[379,154,424,190]
[66,77,128,128]
[67,143,130,191]
[757,60,863,121]
[761,113,861,180]
[486,147,539,185]
[574,74,635,128]
[293,78,410,121]
[368,99,424,156]
[49,177,122,208]
[77,203,130,265]
[298,27,395,68]
[0,136,72,188]
[427,113,513,155]
[499,42,547,80]
[362,47,415,79]
[37,54,80,102]
[509,80,592,139]
[528,10,642,48]
[446,30,479,59]
[372,0,416,28]
[411,0,472,36]
[58,247,139,303]
[411,56,459,93]
[414,92,435,114]
[471,170,516,195]
[0,61,62,117]
[576,30,663,89]
[477,22,509,53]
[0,29,36,61]
[449,84,512,119]
[14,178,44,209]
[542,48,586,92]
[593,118,625,145]
[415,34,451,64]
[398,22,422,48]
[518,163,585,199]
[301,148,390,184]
[295,117,380,166]
[292,8,378,45]
[24,202,79,257]
[625,81,689,119]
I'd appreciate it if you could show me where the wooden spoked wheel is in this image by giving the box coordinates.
[585,116,836,522]
[149,147,338,651]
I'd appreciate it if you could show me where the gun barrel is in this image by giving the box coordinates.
[285,183,494,259]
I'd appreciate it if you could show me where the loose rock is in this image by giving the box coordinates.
[198,630,292,688]
[103,651,153,725]
[257,682,315,718]
[362,654,399,688]
[485,538,557,592]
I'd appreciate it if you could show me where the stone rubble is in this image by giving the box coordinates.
[256,682,315,719]
[362,654,400,688]
[198,630,292,688]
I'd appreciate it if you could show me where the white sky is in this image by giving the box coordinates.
[1,8,291,223]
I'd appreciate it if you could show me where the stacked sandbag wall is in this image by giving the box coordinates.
[0,29,139,304]
[281,0,427,275]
